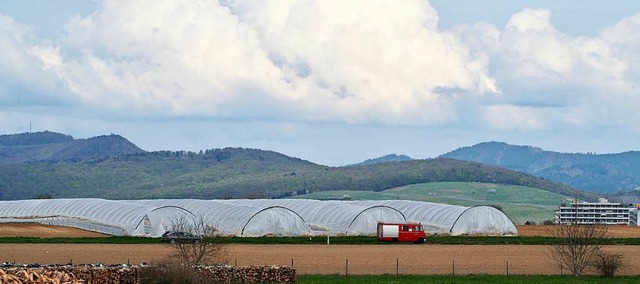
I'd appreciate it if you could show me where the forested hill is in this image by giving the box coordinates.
[441,141,640,193]
[0,131,74,146]
[0,131,145,165]
[355,154,413,165]
[0,145,596,201]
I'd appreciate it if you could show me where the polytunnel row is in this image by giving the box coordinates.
[0,199,517,237]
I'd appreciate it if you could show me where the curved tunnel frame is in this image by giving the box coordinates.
[133,205,197,234]
[240,206,312,236]
[345,205,407,235]
[0,200,518,236]
[449,205,517,234]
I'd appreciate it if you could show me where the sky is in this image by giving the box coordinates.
[1,0,640,166]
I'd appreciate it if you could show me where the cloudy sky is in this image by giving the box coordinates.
[1,0,640,165]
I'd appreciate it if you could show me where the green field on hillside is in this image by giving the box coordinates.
[292,182,568,224]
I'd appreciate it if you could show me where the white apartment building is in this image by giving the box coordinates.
[554,198,638,226]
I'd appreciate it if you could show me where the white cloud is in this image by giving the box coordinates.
[483,105,546,130]
[39,0,497,125]
[27,46,63,70]
[58,0,290,117]
[229,0,499,124]
[3,2,640,134]
[601,13,640,87]
[451,8,640,131]
[0,15,67,105]
[0,15,33,75]
[504,10,576,79]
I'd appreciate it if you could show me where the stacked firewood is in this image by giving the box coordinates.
[194,265,296,283]
[0,268,84,283]
[1,264,295,283]
[0,266,139,284]
[73,267,139,284]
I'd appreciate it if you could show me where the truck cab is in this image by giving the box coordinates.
[377,222,427,244]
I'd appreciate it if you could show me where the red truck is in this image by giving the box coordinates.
[377,222,426,244]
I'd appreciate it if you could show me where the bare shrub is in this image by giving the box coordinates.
[166,215,228,266]
[140,259,209,284]
[592,252,625,277]
[546,224,608,276]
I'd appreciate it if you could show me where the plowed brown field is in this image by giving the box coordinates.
[516,225,640,238]
[0,224,106,237]
[3,224,640,275]
[2,244,640,275]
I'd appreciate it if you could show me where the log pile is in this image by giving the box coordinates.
[0,267,84,283]
[0,265,139,284]
[194,265,296,283]
[0,264,295,283]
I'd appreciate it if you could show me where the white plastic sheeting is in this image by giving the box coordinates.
[131,199,312,236]
[221,199,408,235]
[353,200,517,235]
[451,206,517,235]
[0,198,517,236]
[222,200,516,235]
[142,206,197,237]
[0,199,193,236]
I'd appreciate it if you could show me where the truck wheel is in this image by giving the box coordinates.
[392,237,398,242]
[170,239,176,244]
[416,238,425,244]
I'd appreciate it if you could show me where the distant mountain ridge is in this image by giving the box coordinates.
[0,131,597,202]
[0,131,145,165]
[0,131,73,146]
[441,141,640,193]
[356,154,413,165]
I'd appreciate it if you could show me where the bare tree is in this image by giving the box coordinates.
[166,214,228,266]
[546,224,608,276]
[592,252,625,277]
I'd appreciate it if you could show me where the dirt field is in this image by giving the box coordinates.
[1,244,640,275]
[2,224,640,275]
[0,224,106,238]
[516,225,640,238]
[3,224,639,239]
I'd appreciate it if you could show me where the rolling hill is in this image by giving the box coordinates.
[355,154,413,165]
[0,142,597,202]
[441,142,640,193]
[292,182,568,224]
[0,131,599,202]
[0,131,145,164]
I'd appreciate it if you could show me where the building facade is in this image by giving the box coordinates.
[554,198,638,225]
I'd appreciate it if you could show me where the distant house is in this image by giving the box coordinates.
[554,198,638,226]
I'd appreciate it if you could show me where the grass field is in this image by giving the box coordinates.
[298,274,640,283]
[292,182,568,224]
